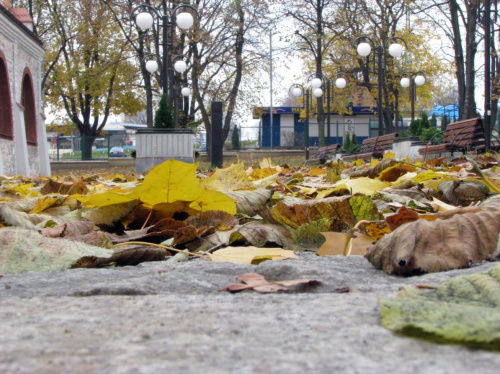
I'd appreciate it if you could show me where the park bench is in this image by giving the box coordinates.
[306,143,342,164]
[418,117,484,157]
[342,133,399,162]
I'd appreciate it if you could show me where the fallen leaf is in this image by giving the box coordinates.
[379,265,500,350]
[0,227,113,274]
[225,189,273,216]
[385,206,419,231]
[362,220,391,239]
[229,221,296,250]
[199,162,254,192]
[40,221,95,238]
[334,177,390,196]
[209,246,299,265]
[365,209,500,275]
[74,244,167,268]
[316,232,374,256]
[220,272,320,293]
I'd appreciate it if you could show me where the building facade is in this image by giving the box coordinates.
[254,106,379,148]
[0,0,50,175]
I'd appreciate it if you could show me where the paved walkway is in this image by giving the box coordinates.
[1,254,499,374]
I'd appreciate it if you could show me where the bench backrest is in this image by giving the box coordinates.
[356,132,399,154]
[442,117,483,148]
[358,137,378,153]
[315,144,341,157]
[374,133,399,152]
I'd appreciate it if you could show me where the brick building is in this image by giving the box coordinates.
[0,0,50,175]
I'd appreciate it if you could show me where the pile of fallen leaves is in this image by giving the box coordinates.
[1,154,500,276]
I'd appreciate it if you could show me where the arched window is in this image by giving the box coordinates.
[22,69,37,145]
[0,51,13,140]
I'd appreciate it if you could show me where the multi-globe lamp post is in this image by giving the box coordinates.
[400,72,426,121]
[290,75,347,159]
[307,74,348,145]
[289,83,310,159]
[133,3,200,125]
[352,36,407,135]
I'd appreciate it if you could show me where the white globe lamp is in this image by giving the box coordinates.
[335,78,346,89]
[357,42,371,57]
[292,87,302,97]
[310,78,322,89]
[400,77,410,88]
[174,60,187,73]
[313,88,323,97]
[145,60,159,73]
[415,75,426,86]
[176,12,194,30]
[388,43,404,58]
[136,12,154,31]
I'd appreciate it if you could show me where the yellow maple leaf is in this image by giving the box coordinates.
[309,167,327,176]
[383,151,396,159]
[29,197,61,214]
[76,159,236,215]
[199,162,253,192]
[333,177,390,196]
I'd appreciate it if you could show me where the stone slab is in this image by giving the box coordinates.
[1,254,499,374]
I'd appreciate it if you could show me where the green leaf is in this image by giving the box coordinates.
[379,265,500,350]
[0,228,113,274]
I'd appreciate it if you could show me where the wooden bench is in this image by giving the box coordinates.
[306,144,342,164]
[418,117,484,157]
[342,133,399,162]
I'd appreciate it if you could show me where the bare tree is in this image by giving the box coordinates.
[413,0,482,120]
[279,0,348,146]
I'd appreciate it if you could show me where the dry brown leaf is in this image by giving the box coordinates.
[350,159,398,179]
[186,211,238,231]
[220,272,321,293]
[229,221,296,249]
[316,232,374,256]
[365,210,500,275]
[418,206,483,221]
[385,206,419,231]
[73,244,167,268]
[41,221,95,238]
[41,179,89,195]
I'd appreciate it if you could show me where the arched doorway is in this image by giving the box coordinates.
[22,69,37,145]
[0,51,13,140]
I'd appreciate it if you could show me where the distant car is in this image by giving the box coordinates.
[109,146,125,157]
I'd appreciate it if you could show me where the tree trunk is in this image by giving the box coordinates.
[464,2,479,118]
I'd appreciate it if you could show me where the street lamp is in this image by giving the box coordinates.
[400,71,426,121]
[306,73,347,145]
[289,83,310,159]
[353,35,407,136]
[132,3,200,125]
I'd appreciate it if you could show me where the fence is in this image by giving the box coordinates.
[48,133,135,161]
[223,118,417,151]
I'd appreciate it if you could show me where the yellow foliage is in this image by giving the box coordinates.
[76,160,236,215]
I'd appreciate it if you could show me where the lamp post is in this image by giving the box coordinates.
[484,0,492,151]
[132,3,200,126]
[400,71,426,121]
[306,74,347,145]
[290,84,310,159]
[352,36,406,136]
